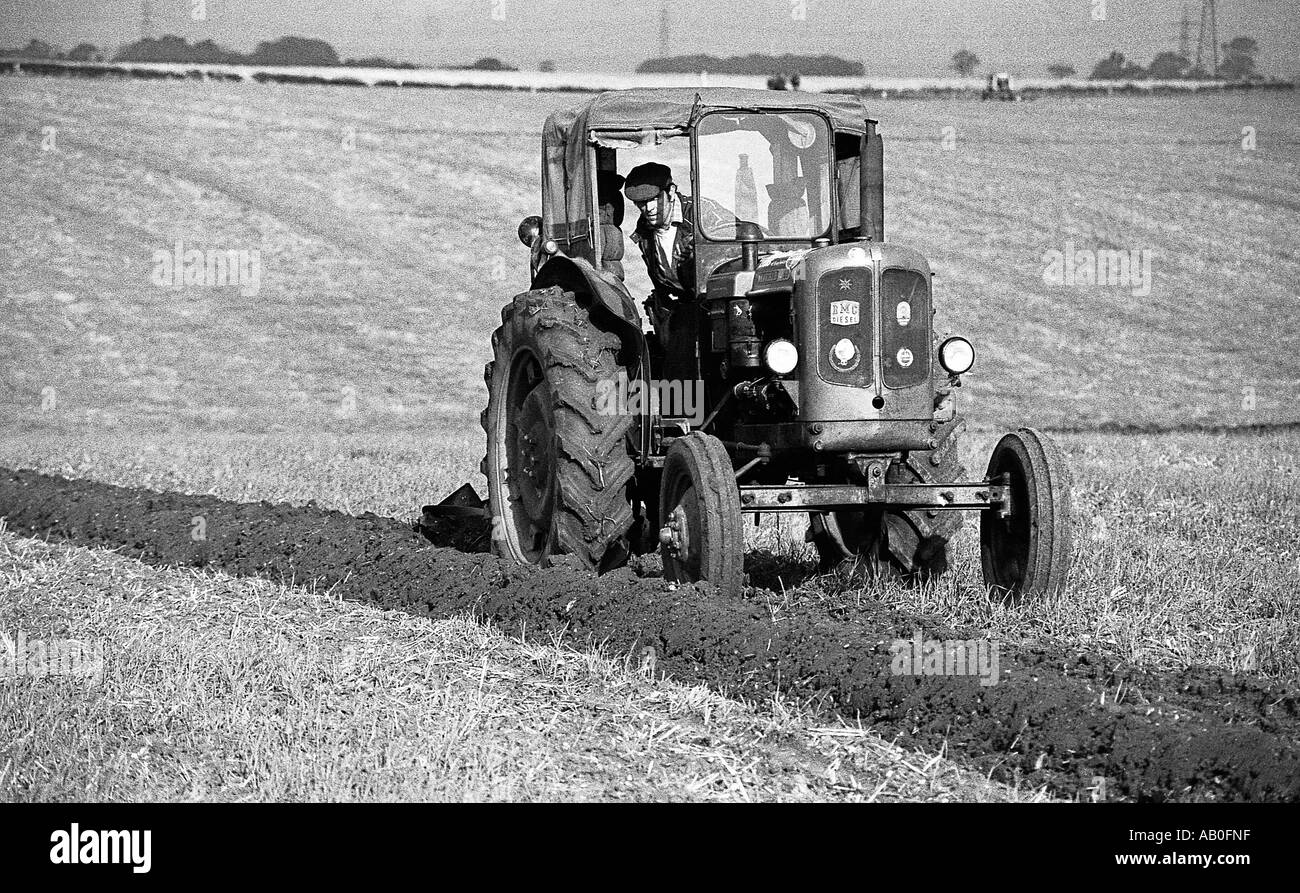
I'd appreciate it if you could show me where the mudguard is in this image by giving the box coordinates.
[532,254,652,460]
[533,255,646,360]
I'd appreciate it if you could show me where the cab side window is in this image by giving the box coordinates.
[836,133,862,242]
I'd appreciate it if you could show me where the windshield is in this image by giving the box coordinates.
[696,111,833,241]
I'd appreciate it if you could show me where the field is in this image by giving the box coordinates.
[2,76,1299,801]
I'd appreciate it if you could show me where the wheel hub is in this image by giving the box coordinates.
[659,505,689,556]
[514,385,554,525]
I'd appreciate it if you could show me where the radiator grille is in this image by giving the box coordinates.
[881,268,930,389]
[816,267,873,387]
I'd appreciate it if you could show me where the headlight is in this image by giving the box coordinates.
[517,214,541,246]
[939,337,975,375]
[763,339,798,375]
[829,337,859,371]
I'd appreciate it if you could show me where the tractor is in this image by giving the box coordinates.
[464,88,1071,599]
[982,72,1021,101]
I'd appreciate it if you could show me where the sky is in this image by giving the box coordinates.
[1,0,1296,77]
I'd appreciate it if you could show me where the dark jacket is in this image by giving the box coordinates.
[630,195,697,300]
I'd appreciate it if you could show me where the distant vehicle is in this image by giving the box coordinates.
[982,72,1021,101]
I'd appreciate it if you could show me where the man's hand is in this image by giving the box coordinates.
[643,292,674,336]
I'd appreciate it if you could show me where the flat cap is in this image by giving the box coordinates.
[623,162,673,202]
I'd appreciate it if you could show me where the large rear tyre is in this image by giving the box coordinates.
[809,428,966,582]
[980,427,1073,600]
[481,287,635,572]
[658,432,744,595]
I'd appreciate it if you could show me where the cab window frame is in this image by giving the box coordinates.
[690,109,838,244]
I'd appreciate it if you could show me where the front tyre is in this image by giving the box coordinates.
[980,427,1073,599]
[658,432,744,595]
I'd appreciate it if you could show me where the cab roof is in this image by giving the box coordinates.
[544,87,872,140]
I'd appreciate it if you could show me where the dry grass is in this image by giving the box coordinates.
[0,527,1046,802]
[0,430,481,521]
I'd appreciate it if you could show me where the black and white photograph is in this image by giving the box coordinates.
[0,0,1296,872]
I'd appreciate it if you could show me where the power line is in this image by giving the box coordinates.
[1173,3,1192,58]
[1210,0,1220,75]
[92,0,201,35]
[1195,0,1220,77]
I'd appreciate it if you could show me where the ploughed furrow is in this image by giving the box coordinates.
[2,467,1298,802]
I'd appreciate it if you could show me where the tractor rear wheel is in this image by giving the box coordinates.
[809,429,966,582]
[481,287,635,572]
[658,432,744,595]
[980,427,1073,599]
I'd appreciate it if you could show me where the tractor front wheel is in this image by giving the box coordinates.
[980,427,1073,599]
[658,432,744,595]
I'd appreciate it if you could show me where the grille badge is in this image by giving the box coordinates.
[830,300,859,325]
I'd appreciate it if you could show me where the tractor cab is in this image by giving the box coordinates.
[527,89,883,278]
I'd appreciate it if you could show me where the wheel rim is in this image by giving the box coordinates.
[984,449,1032,591]
[501,348,555,563]
[661,471,703,581]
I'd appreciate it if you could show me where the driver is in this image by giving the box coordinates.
[623,164,742,372]
[623,162,696,336]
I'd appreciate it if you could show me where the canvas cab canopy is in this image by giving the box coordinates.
[540,88,877,257]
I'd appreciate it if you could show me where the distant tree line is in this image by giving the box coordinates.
[1086,38,1259,80]
[638,53,864,77]
[1,35,517,71]
[956,37,1260,82]
[0,38,104,62]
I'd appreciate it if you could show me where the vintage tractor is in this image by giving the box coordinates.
[470,88,1071,599]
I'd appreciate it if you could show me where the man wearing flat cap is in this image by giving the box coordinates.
[624,163,693,303]
[623,163,737,373]
[623,162,700,346]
